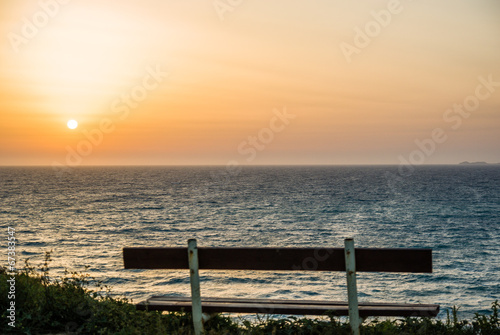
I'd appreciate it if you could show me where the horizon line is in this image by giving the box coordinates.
[1,162,499,168]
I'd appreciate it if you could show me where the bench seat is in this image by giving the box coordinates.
[138,296,439,317]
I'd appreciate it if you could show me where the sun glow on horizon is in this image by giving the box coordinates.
[67,120,78,130]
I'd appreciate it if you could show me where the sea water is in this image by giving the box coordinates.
[1,165,498,318]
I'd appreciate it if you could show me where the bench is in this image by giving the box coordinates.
[123,238,439,335]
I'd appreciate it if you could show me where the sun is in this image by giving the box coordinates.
[67,120,78,130]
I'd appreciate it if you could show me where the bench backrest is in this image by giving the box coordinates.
[123,247,432,273]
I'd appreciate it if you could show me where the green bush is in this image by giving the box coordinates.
[0,253,499,334]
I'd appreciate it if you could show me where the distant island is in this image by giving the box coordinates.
[459,161,500,165]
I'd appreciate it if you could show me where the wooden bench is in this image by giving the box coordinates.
[123,238,439,335]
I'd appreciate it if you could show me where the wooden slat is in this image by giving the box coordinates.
[123,247,432,273]
[146,296,439,308]
[136,296,439,317]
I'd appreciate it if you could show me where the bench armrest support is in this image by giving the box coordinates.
[188,239,203,335]
[345,238,361,335]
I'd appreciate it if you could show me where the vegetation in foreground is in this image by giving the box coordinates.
[1,253,499,334]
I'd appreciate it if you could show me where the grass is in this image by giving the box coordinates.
[1,252,499,334]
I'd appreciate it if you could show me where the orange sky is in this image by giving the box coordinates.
[1,0,499,166]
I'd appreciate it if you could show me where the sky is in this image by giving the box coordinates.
[0,0,499,166]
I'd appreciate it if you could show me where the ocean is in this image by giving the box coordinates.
[1,165,499,319]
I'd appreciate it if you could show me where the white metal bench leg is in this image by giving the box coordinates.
[345,238,361,335]
[188,239,204,335]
